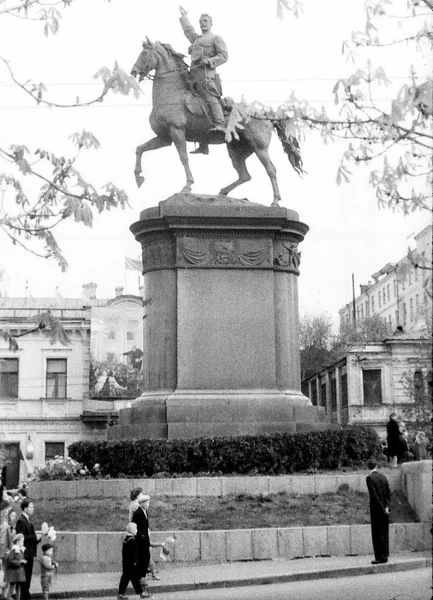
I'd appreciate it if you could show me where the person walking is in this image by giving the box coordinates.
[131,494,153,596]
[366,459,391,565]
[386,412,400,468]
[117,522,149,600]
[128,488,143,522]
[15,499,41,600]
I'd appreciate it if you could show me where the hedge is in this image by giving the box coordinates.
[67,426,381,478]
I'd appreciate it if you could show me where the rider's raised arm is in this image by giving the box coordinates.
[179,13,198,44]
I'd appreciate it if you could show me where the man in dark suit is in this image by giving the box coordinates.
[15,498,41,600]
[131,493,152,599]
[366,459,391,564]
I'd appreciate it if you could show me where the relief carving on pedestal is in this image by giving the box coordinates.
[176,236,271,268]
[273,240,301,273]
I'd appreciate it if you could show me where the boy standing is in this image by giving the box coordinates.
[117,522,151,600]
[40,543,58,600]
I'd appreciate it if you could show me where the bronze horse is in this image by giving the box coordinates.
[131,39,303,205]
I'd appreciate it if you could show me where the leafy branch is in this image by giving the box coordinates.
[1,309,71,351]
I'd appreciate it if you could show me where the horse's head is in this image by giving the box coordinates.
[131,39,159,81]
[131,39,188,82]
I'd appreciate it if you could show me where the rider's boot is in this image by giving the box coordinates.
[209,120,226,134]
[191,143,209,155]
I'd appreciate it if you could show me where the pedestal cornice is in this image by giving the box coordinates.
[130,194,308,274]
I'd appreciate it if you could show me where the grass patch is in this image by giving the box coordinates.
[35,490,417,532]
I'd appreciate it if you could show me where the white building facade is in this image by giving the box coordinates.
[303,331,431,439]
[0,287,143,487]
[339,225,432,332]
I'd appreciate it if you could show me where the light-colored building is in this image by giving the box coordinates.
[339,225,432,332]
[0,285,143,487]
[303,329,431,439]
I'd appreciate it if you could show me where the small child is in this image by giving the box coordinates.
[4,533,26,600]
[117,522,150,600]
[40,543,58,600]
[147,540,162,581]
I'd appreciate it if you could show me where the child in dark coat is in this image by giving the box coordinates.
[4,533,26,600]
[117,523,150,600]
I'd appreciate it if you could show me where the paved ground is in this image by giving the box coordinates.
[27,551,432,599]
[103,569,432,600]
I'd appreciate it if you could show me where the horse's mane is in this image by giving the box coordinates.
[151,41,191,89]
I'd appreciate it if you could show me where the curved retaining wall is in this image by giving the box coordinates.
[28,471,402,500]
[28,465,431,574]
[51,523,431,574]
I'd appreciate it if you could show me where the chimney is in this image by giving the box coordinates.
[82,282,97,302]
[115,286,124,297]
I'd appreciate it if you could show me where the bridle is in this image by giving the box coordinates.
[136,47,187,82]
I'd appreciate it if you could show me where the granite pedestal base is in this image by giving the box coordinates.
[108,194,330,441]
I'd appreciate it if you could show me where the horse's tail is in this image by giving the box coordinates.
[273,121,305,176]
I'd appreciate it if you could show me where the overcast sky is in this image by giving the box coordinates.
[0,0,430,326]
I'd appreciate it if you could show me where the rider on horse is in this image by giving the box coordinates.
[179,6,228,154]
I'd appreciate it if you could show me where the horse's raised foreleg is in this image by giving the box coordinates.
[169,127,194,193]
[254,148,281,206]
[135,136,172,187]
[220,146,252,197]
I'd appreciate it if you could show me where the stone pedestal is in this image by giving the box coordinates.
[108,194,328,440]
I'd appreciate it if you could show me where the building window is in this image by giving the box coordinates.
[383,289,386,305]
[0,358,19,398]
[108,331,116,340]
[414,371,424,403]
[371,296,375,313]
[395,309,399,325]
[341,372,348,408]
[320,381,327,408]
[378,292,382,308]
[415,266,418,281]
[365,301,368,316]
[127,331,135,341]
[403,303,407,325]
[362,369,382,405]
[106,352,116,363]
[46,359,67,399]
[393,280,397,298]
[409,298,414,321]
[330,373,337,411]
[401,275,405,290]
[45,442,65,461]
[387,284,390,302]
[311,380,317,406]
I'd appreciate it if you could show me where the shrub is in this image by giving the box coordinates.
[33,456,102,481]
[33,456,87,481]
[67,425,380,480]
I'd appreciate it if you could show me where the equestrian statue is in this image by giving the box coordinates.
[130,6,303,206]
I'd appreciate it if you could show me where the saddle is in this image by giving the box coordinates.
[185,92,234,119]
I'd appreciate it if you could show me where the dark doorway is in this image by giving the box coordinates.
[2,443,20,488]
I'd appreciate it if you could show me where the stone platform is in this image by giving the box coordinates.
[108,193,329,440]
